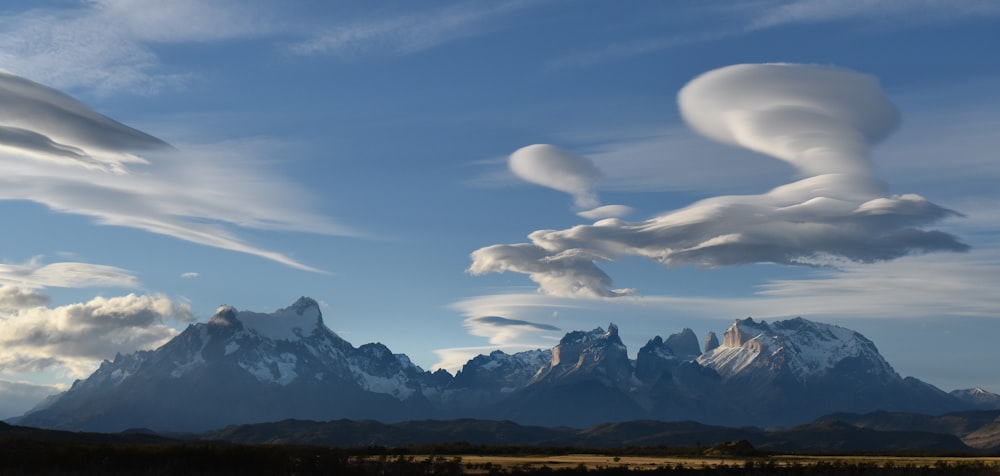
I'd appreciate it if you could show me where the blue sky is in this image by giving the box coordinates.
[1,0,999,418]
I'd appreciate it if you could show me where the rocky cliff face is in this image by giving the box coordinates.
[531,324,633,390]
[704,331,720,353]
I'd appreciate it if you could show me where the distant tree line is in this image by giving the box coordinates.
[1,438,998,475]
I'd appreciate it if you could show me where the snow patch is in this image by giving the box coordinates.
[224,341,240,355]
[350,364,416,400]
[237,305,321,342]
[239,352,299,385]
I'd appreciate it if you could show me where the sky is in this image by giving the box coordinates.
[0,0,999,419]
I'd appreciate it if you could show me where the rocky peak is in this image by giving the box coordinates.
[664,328,701,360]
[722,318,771,348]
[208,305,241,327]
[536,323,631,388]
[704,331,720,353]
[551,323,623,367]
[288,296,321,316]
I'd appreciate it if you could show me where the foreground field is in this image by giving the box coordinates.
[428,454,1000,473]
[3,439,999,475]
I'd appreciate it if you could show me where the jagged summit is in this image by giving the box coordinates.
[288,296,321,316]
[704,331,720,353]
[663,328,701,359]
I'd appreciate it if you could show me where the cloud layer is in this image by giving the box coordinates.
[470,64,968,297]
[0,290,190,377]
[0,258,140,290]
[0,71,352,272]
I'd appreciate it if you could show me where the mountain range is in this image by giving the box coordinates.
[13,297,997,432]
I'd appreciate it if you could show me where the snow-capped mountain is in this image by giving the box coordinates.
[14,299,982,431]
[951,387,1000,409]
[693,317,962,425]
[698,317,897,383]
[441,348,551,410]
[16,298,446,431]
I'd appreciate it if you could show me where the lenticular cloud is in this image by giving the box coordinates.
[509,144,601,209]
[470,63,968,298]
[679,63,900,178]
[0,71,347,272]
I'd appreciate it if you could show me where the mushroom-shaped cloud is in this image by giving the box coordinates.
[509,144,601,209]
[470,63,967,298]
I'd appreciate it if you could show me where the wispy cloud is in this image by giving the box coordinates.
[463,315,560,347]
[290,0,537,58]
[0,0,276,94]
[0,71,353,272]
[748,0,1000,30]
[0,258,139,290]
[548,1,1000,71]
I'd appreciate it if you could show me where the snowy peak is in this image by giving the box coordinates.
[699,317,898,382]
[234,298,325,342]
[951,387,1000,409]
[449,349,551,394]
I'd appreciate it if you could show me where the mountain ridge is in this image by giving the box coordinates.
[13,297,994,432]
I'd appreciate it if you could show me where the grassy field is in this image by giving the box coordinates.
[429,454,1000,473]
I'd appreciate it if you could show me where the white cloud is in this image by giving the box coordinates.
[508,144,602,209]
[464,315,560,345]
[451,241,1000,359]
[0,286,50,310]
[291,0,535,58]
[678,64,899,177]
[0,0,275,94]
[179,272,199,279]
[0,293,190,378]
[0,71,354,272]
[577,205,634,220]
[0,259,139,290]
[470,64,967,298]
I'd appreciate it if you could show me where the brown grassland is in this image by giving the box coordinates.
[446,454,1000,473]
